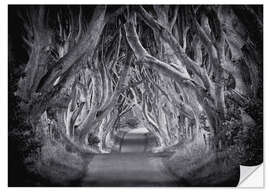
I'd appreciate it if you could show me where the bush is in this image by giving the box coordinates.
[87,133,100,145]
[9,36,43,186]
[223,97,263,165]
[34,142,86,185]
[125,118,140,129]
[8,96,43,186]
[165,142,240,186]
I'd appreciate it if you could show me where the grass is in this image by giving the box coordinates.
[31,141,92,186]
[163,141,240,186]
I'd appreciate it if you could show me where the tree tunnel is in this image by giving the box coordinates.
[10,5,262,161]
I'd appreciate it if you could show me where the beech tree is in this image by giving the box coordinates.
[124,5,262,151]
[12,5,262,156]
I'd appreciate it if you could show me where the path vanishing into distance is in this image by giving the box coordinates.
[79,131,182,187]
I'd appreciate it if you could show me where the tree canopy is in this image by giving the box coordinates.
[9,5,263,166]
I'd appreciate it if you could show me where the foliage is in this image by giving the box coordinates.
[199,113,210,132]
[241,98,263,165]
[222,97,263,165]
[36,142,85,186]
[125,118,140,129]
[166,142,240,186]
[8,46,43,186]
[87,133,100,146]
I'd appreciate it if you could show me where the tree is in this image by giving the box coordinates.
[10,5,263,162]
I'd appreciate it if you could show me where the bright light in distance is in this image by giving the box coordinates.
[129,127,149,134]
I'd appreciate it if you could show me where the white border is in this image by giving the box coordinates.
[1,0,268,192]
[238,164,264,187]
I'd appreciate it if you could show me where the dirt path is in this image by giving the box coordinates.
[80,153,179,186]
[120,132,149,153]
[80,133,180,186]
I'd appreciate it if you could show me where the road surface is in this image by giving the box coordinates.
[79,132,180,186]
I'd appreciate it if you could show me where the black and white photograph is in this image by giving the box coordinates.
[7,4,263,187]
